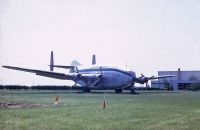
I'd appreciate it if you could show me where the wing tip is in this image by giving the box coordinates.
[2,65,8,68]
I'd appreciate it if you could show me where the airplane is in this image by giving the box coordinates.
[2,51,175,94]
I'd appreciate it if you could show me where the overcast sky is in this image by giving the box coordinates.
[0,0,200,86]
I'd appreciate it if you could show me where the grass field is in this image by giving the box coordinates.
[0,90,200,130]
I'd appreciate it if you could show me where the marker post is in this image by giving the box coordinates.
[103,92,106,109]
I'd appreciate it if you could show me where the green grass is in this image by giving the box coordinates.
[1,90,200,130]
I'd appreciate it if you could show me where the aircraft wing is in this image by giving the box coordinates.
[149,75,175,80]
[135,74,175,85]
[2,66,102,81]
[50,65,75,69]
[2,66,75,80]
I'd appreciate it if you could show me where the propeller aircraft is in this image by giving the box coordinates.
[2,51,175,93]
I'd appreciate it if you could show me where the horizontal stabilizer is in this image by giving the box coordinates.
[49,65,75,69]
[49,51,76,70]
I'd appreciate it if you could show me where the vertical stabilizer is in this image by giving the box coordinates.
[92,54,96,65]
[50,51,54,71]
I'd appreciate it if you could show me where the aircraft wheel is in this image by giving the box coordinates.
[130,88,138,94]
[130,88,135,94]
[115,88,122,93]
[83,88,91,93]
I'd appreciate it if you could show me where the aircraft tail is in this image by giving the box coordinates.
[50,51,54,71]
[70,60,81,66]
[92,54,96,65]
[69,60,81,73]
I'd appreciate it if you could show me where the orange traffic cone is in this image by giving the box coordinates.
[102,99,106,109]
[102,92,107,109]
[54,96,60,105]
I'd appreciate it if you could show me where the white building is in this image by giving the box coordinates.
[151,68,200,90]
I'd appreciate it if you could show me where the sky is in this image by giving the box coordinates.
[0,0,200,86]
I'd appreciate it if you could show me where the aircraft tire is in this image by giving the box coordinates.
[130,88,138,94]
[83,88,91,93]
[115,88,122,93]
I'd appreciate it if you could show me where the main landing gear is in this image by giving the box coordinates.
[115,88,137,94]
[130,87,138,94]
[83,88,91,93]
[115,88,122,93]
[130,87,135,94]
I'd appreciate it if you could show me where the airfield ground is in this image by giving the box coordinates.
[0,90,200,130]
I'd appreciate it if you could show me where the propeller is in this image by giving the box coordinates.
[135,74,175,87]
[140,74,149,87]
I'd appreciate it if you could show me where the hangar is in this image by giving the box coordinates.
[151,68,200,90]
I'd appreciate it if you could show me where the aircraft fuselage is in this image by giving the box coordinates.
[75,66,136,89]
